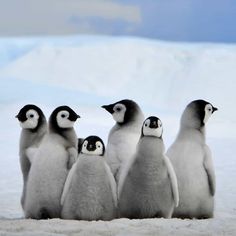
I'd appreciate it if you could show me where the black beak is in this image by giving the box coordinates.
[15,113,27,122]
[87,143,96,152]
[213,107,218,113]
[69,113,81,121]
[101,104,114,114]
[149,120,159,129]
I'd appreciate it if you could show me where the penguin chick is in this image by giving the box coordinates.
[61,136,117,221]
[16,104,47,210]
[118,116,179,219]
[102,99,144,184]
[167,99,217,219]
[24,106,79,219]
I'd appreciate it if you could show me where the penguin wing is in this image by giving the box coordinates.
[77,138,84,153]
[164,155,179,207]
[117,152,137,198]
[60,162,77,206]
[203,145,216,196]
[104,162,118,207]
[25,147,38,164]
[66,147,78,169]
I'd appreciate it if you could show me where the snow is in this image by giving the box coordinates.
[0,35,236,235]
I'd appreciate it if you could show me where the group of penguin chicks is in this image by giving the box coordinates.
[16,99,217,221]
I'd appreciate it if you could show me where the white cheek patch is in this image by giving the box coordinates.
[20,120,38,129]
[112,104,126,123]
[204,104,213,124]
[57,111,74,128]
[20,110,39,129]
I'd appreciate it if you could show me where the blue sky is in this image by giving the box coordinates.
[0,0,235,43]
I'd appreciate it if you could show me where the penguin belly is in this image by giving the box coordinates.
[61,156,116,220]
[119,139,174,219]
[168,141,214,219]
[24,137,69,219]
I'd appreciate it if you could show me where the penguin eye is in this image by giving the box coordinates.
[116,107,121,112]
[29,114,34,118]
[61,114,66,118]
[145,124,148,127]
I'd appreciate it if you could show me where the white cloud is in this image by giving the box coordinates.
[0,0,141,35]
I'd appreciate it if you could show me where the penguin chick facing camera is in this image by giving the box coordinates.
[16,104,47,210]
[118,116,179,219]
[61,135,117,221]
[102,99,144,185]
[167,99,217,219]
[24,106,80,219]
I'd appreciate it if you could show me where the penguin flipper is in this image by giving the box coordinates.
[203,145,216,196]
[60,162,77,206]
[164,155,179,207]
[104,162,118,207]
[77,138,84,153]
[25,147,38,164]
[67,147,78,169]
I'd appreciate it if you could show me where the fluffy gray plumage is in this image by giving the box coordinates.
[167,100,217,219]
[24,106,79,219]
[61,153,117,220]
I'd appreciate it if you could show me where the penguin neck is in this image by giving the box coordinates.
[139,136,165,157]
[49,125,77,148]
[20,121,47,148]
[116,111,144,130]
[178,125,206,144]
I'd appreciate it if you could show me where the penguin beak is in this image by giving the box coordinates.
[101,105,114,114]
[150,121,158,129]
[212,107,218,113]
[69,113,81,121]
[15,113,27,122]
[87,143,96,152]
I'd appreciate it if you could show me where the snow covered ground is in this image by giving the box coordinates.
[0,35,236,235]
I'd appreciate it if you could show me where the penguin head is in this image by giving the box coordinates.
[81,136,105,156]
[181,100,218,129]
[49,106,80,131]
[16,104,46,131]
[102,99,142,125]
[142,116,163,138]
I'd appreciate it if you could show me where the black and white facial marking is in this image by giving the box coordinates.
[16,104,45,131]
[102,99,140,125]
[187,100,218,126]
[49,106,80,131]
[142,116,163,138]
[81,136,105,156]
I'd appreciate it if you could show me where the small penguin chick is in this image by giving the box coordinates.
[81,136,105,156]
[61,135,117,221]
[24,105,80,219]
[101,99,144,183]
[142,116,163,138]
[167,99,218,219]
[16,104,47,211]
[118,115,179,219]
